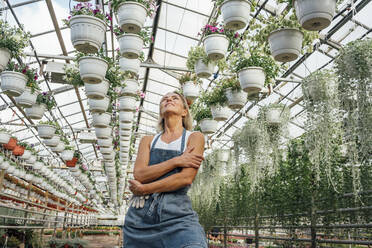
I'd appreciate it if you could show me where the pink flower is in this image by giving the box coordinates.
[136,107,139,112]
[151,36,154,42]
[140,92,146,98]
[234,32,239,38]
[67,16,71,20]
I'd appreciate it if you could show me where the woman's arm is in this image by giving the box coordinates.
[129,132,205,195]
[133,135,204,184]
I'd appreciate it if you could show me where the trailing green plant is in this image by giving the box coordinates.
[200,87,227,107]
[64,2,112,26]
[0,20,30,58]
[179,73,201,85]
[113,25,153,46]
[219,76,241,91]
[110,0,158,18]
[186,46,210,71]
[74,150,83,164]
[190,104,213,122]
[302,69,337,102]
[5,61,40,93]
[38,120,58,127]
[36,92,57,110]
[63,64,84,87]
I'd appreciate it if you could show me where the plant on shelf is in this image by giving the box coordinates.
[36,92,57,111]
[113,25,153,46]
[63,2,112,26]
[5,61,40,93]
[186,46,210,71]
[110,0,158,17]
[0,20,31,58]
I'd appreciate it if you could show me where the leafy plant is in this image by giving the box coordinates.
[191,104,213,122]
[36,92,57,110]
[219,76,241,91]
[5,61,40,93]
[38,120,58,127]
[186,46,210,71]
[302,69,337,102]
[64,2,112,26]
[110,0,158,18]
[200,23,240,51]
[0,20,31,58]
[201,86,227,107]
[113,25,153,46]
[63,64,84,87]
[179,73,201,85]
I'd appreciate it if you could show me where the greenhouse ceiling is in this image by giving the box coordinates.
[0,0,371,169]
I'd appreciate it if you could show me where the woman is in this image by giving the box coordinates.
[123,91,207,248]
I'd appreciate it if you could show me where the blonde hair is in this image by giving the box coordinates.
[157,91,193,132]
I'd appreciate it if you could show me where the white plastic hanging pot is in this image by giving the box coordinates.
[97,137,113,148]
[88,96,110,113]
[43,135,60,147]
[26,155,36,164]
[121,79,139,96]
[25,103,46,120]
[20,150,31,160]
[79,56,108,84]
[118,34,143,59]
[37,124,56,139]
[238,67,266,93]
[84,79,109,99]
[120,122,132,130]
[268,28,304,62]
[119,57,141,74]
[62,150,74,161]
[203,34,229,61]
[120,130,132,137]
[266,107,283,125]
[103,152,115,161]
[0,71,27,97]
[200,119,218,134]
[1,161,10,171]
[92,112,111,128]
[116,2,147,33]
[294,0,337,31]
[121,140,130,147]
[225,88,247,109]
[119,95,137,112]
[51,142,65,153]
[0,131,10,144]
[211,105,230,121]
[95,127,112,139]
[221,0,251,30]
[33,161,43,170]
[120,136,130,142]
[217,149,230,162]
[119,111,134,123]
[100,147,114,155]
[194,59,214,78]
[70,15,107,53]
[0,48,11,72]
[14,87,38,108]
[182,82,199,101]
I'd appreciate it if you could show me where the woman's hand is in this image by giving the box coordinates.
[129,179,147,196]
[174,147,204,169]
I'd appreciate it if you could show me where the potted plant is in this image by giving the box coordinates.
[252,12,318,62]
[13,141,27,156]
[119,52,144,74]
[302,69,337,102]
[111,0,157,33]
[278,0,338,31]
[92,111,112,128]
[95,126,113,139]
[51,141,65,153]
[3,136,17,150]
[119,94,138,112]
[0,20,30,71]
[43,135,60,147]
[179,73,201,102]
[186,46,214,78]
[217,0,253,30]
[220,76,247,109]
[120,122,132,130]
[64,2,111,53]
[192,104,217,134]
[25,92,56,119]
[77,52,109,84]
[37,121,58,139]
[85,78,109,99]
[0,61,28,97]
[66,150,82,167]
[0,128,11,144]
[61,145,74,161]
[201,23,238,60]
[88,95,110,113]
[202,87,230,121]
[121,73,140,96]
[231,48,280,94]
[14,64,40,108]
[260,103,289,126]
[114,25,151,59]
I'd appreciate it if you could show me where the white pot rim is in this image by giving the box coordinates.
[268,28,304,38]
[237,66,265,74]
[37,124,55,128]
[78,56,109,65]
[117,1,146,10]
[70,14,107,26]
[203,33,228,42]
[221,0,251,6]
[117,33,142,39]
[1,70,28,80]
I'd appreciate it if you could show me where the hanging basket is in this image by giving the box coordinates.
[88,96,110,113]
[225,88,247,109]
[217,149,230,162]
[92,112,111,128]
[221,0,251,30]
[20,150,32,160]
[203,34,229,61]
[0,71,27,97]
[294,0,337,31]
[121,79,139,96]
[3,137,17,150]
[70,15,107,53]
[120,122,132,130]
[0,131,11,144]
[43,135,60,147]
[25,103,46,120]
[84,79,109,100]
[200,119,218,134]
[119,57,141,74]
[61,150,74,161]
[97,137,113,148]
[0,48,11,72]
[238,67,266,93]
[79,56,108,84]
[37,124,56,139]
[100,147,114,155]
[14,87,38,108]
[182,82,199,101]
[95,127,112,139]
[26,155,36,164]
[117,34,144,59]
[116,2,147,33]
[268,28,304,62]
[12,145,25,156]
[266,107,283,125]
[211,105,230,121]
[119,110,134,123]
[51,142,65,153]
[194,59,214,78]
[66,157,78,167]
[119,95,137,112]
[120,129,132,137]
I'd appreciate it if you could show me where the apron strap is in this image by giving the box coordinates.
[150,133,162,151]
[179,128,186,153]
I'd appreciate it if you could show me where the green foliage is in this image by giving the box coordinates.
[200,23,240,51]
[5,61,40,93]
[36,92,57,111]
[200,86,227,107]
[179,73,201,85]
[302,69,337,102]
[64,2,111,26]
[219,76,241,91]
[38,120,58,127]
[0,20,30,58]
[190,104,213,122]
[186,46,210,71]
[63,64,84,87]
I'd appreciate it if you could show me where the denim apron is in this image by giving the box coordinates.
[123,129,207,248]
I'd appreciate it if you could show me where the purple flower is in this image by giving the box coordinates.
[234,32,239,38]
[42,92,47,96]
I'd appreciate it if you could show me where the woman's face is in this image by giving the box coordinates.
[160,92,187,117]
